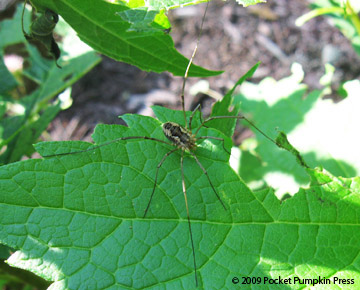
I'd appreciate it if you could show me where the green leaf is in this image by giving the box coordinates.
[0,48,100,163]
[1,106,360,289]
[116,8,165,32]
[0,4,27,95]
[30,0,221,77]
[0,56,18,95]
[0,3,29,50]
[22,43,53,84]
[0,245,12,259]
[2,102,62,164]
[209,62,261,138]
[275,130,309,169]
[0,254,51,289]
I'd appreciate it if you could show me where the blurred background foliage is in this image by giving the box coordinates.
[234,63,360,197]
[0,2,100,165]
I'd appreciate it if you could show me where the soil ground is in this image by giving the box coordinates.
[50,0,360,142]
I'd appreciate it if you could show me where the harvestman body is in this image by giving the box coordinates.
[42,1,278,287]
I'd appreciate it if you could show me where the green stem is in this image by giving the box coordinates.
[296,7,345,26]
[345,0,360,36]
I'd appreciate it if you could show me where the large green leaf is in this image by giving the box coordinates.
[28,0,265,76]
[29,0,221,77]
[1,105,360,289]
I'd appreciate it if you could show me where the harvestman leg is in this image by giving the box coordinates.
[195,115,278,146]
[181,3,209,129]
[188,151,227,211]
[42,136,172,157]
[143,147,179,218]
[189,103,206,132]
[43,135,179,218]
[142,146,201,286]
[189,105,231,154]
[190,115,280,212]
[181,150,199,287]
